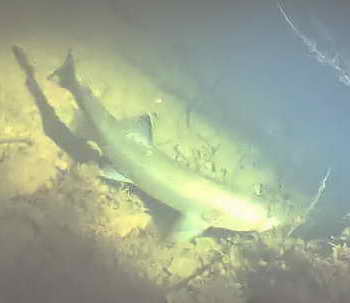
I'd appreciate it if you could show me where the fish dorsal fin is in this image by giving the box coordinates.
[121,113,154,146]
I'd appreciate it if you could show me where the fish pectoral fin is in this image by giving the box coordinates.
[169,212,209,242]
[99,160,134,184]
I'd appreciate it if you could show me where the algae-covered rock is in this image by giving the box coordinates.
[195,237,221,252]
[110,212,152,238]
[168,255,200,278]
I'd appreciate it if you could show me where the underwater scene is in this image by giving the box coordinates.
[2,0,350,302]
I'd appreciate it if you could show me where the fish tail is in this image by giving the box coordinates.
[47,49,77,90]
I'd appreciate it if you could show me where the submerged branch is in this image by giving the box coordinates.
[288,167,332,238]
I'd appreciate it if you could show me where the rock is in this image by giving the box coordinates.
[110,212,151,238]
[168,256,200,278]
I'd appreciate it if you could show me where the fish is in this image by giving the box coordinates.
[48,50,279,241]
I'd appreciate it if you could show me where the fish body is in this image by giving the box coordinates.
[49,51,278,241]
